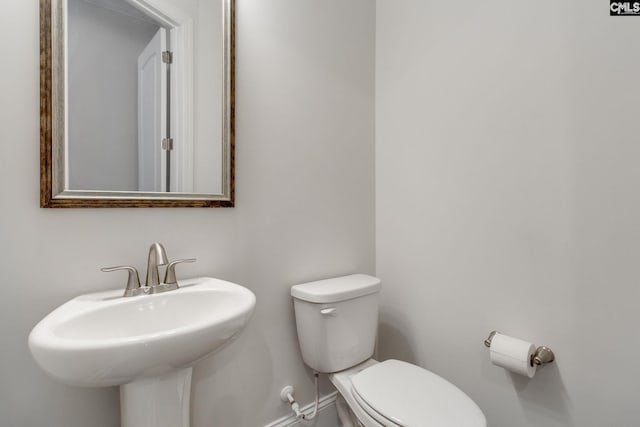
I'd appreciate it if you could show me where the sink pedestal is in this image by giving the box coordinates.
[120,368,192,427]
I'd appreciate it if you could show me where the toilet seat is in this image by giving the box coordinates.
[330,359,388,426]
[350,360,486,427]
[352,387,402,427]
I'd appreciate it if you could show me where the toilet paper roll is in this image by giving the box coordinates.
[489,333,537,378]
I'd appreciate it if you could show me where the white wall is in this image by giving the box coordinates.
[376,1,640,426]
[0,1,374,427]
[68,0,159,191]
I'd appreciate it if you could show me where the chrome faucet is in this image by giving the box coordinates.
[145,243,169,287]
[101,243,196,297]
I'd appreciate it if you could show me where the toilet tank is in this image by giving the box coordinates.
[291,274,381,373]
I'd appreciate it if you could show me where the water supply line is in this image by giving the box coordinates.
[280,372,320,421]
[305,372,320,420]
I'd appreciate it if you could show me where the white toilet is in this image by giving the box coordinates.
[291,274,486,427]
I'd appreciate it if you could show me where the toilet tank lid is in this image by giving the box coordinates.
[291,274,381,303]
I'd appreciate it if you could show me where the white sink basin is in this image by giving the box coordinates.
[29,277,256,387]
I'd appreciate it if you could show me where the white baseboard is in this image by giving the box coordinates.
[264,391,339,427]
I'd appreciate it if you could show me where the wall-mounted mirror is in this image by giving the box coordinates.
[40,0,234,207]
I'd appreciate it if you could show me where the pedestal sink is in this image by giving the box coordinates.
[28,277,256,427]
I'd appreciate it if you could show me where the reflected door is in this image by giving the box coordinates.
[137,27,167,192]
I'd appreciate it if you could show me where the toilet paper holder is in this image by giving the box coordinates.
[484,331,555,367]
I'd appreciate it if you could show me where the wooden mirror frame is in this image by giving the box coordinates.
[40,0,235,208]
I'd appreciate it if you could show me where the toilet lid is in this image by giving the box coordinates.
[351,360,486,427]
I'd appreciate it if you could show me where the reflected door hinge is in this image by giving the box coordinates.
[162,51,173,64]
[162,138,174,151]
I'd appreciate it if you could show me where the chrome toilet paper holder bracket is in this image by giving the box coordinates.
[484,331,555,367]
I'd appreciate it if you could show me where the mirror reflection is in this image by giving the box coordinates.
[40,0,234,207]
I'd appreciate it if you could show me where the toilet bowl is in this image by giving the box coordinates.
[291,274,486,427]
[330,358,380,427]
[331,359,485,427]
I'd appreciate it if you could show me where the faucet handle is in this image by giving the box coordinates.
[101,266,141,297]
[163,259,197,285]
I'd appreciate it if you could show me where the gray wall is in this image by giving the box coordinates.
[376,1,640,426]
[0,1,375,427]
[68,0,159,191]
